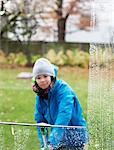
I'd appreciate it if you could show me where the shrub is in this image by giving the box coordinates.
[31,54,41,64]
[7,53,16,65]
[44,49,57,63]
[15,52,28,66]
[75,51,89,68]
[45,49,66,66]
[7,52,27,66]
[65,49,77,66]
[45,49,89,68]
[2,48,89,68]
[0,50,7,64]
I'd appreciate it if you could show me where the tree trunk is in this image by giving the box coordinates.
[56,0,66,42]
[58,18,66,42]
[24,41,32,67]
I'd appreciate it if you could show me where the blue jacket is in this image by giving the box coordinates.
[34,79,88,148]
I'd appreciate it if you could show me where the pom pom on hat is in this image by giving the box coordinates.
[32,58,55,78]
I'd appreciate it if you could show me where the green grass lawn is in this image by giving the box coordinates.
[0,66,88,150]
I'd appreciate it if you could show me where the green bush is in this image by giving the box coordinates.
[15,52,28,66]
[31,54,41,64]
[65,49,77,66]
[7,52,27,66]
[7,53,16,65]
[3,48,89,68]
[45,49,66,66]
[0,50,7,64]
[45,49,89,68]
[75,51,89,68]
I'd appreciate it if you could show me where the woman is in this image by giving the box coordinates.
[32,58,88,150]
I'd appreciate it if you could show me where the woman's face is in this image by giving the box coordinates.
[36,75,51,89]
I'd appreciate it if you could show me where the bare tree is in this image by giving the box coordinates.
[30,0,92,42]
[0,0,92,42]
[0,0,38,65]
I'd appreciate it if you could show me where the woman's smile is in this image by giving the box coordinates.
[36,75,51,89]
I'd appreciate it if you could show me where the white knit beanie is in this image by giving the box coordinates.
[32,58,55,78]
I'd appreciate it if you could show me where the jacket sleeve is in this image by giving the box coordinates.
[48,84,75,148]
[34,96,44,122]
[35,96,48,148]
